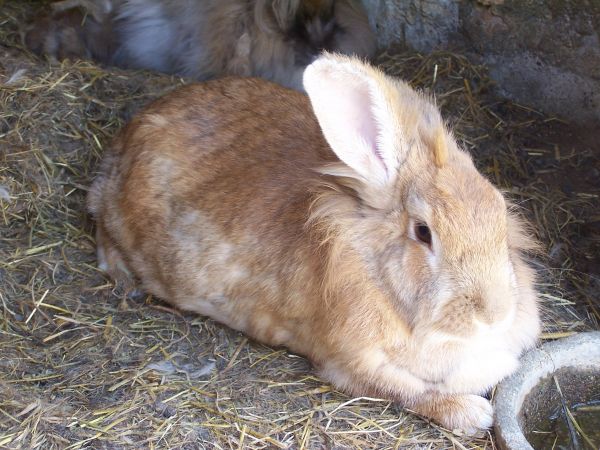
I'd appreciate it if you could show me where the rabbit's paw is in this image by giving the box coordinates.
[414,394,493,436]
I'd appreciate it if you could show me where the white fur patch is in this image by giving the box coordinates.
[97,244,108,271]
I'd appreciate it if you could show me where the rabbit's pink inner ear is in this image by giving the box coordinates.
[340,79,382,163]
[304,60,389,185]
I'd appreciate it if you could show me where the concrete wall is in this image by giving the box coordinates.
[363,0,600,126]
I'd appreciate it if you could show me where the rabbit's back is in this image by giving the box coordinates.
[89,78,334,351]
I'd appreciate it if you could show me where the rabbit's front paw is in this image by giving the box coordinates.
[414,394,493,436]
[443,394,493,436]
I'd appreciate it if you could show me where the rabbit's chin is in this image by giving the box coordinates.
[414,320,539,395]
[425,338,520,395]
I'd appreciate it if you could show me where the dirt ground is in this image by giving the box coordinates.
[1,1,598,449]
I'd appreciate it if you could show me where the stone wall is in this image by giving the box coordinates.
[363,0,600,126]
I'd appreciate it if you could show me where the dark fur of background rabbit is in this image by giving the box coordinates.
[25,0,376,90]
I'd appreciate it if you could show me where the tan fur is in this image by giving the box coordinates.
[433,127,448,167]
[88,54,541,435]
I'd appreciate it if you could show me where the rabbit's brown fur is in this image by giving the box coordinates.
[88,54,540,434]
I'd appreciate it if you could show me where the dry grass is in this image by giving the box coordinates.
[1,1,598,449]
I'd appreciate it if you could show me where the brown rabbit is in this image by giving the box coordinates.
[25,0,375,90]
[88,53,541,435]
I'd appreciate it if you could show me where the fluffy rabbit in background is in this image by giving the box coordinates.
[25,0,376,90]
[87,53,541,434]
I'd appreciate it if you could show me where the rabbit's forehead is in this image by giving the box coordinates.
[420,168,508,241]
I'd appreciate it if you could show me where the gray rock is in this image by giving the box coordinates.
[362,0,600,125]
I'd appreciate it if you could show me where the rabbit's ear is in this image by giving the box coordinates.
[303,53,405,187]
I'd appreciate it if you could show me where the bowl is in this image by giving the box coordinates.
[493,331,600,450]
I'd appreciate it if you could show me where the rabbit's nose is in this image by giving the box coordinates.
[472,291,511,325]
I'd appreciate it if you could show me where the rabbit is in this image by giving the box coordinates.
[24,0,376,90]
[87,53,541,435]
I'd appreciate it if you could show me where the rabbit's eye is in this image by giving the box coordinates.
[415,223,432,246]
